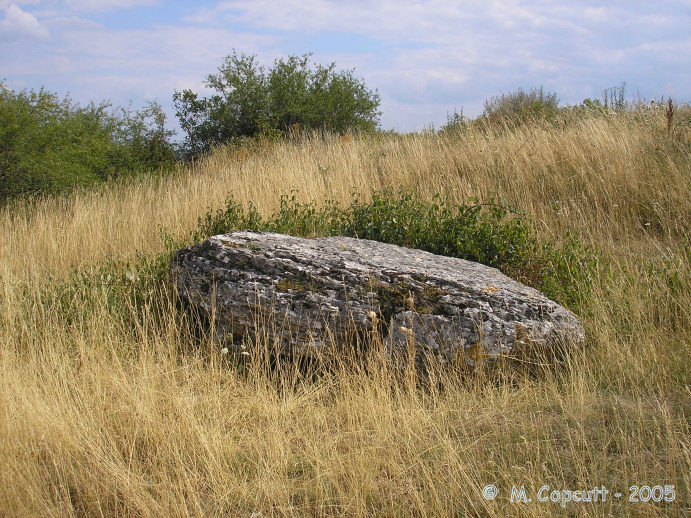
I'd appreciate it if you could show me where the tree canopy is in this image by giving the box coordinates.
[173,52,381,157]
[0,83,175,202]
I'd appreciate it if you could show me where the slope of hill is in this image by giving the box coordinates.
[0,109,688,516]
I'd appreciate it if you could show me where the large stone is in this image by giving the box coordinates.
[170,231,584,366]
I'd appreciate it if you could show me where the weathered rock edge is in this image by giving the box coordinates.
[170,231,584,366]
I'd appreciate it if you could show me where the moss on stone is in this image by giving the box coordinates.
[276,276,325,294]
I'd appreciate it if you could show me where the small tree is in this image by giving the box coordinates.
[173,51,381,157]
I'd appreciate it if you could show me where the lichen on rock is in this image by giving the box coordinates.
[170,230,584,367]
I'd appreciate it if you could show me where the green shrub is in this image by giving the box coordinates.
[0,83,175,203]
[173,51,381,157]
[190,190,598,313]
[334,191,533,269]
[539,233,601,313]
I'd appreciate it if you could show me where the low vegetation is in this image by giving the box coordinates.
[188,189,597,312]
[0,89,689,516]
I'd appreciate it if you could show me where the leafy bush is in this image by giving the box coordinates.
[0,83,175,203]
[189,190,598,312]
[482,86,559,125]
[173,52,381,157]
[334,191,533,269]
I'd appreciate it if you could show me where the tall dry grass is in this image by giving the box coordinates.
[2,110,688,283]
[0,109,689,516]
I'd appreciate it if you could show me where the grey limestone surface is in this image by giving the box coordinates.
[170,230,584,366]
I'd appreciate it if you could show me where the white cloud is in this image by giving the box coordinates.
[43,14,102,29]
[61,0,160,12]
[0,0,160,15]
[198,0,688,56]
[0,0,41,9]
[203,0,590,44]
[1,0,688,132]
[1,20,281,108]
[0,4,50,41]
[0,3,49,41]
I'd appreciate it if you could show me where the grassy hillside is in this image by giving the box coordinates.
[0,108,689,516]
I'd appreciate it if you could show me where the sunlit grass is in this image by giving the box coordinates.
[0,108,689,516]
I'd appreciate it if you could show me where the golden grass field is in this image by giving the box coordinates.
[0,109,689,516]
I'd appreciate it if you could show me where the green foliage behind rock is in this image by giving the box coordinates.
[189,189,598,314]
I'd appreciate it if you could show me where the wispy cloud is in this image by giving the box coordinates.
[1,9,281,135]
[62,0,160,10]
[181,0,689,129]
[1,0,689,131]
[0,3,49,41]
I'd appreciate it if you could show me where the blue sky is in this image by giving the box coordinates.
[1,0,689,134]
